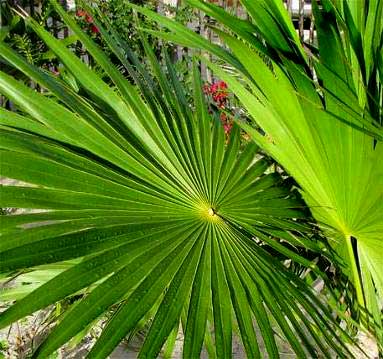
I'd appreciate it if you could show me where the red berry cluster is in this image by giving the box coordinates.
[75,9,99,34]
[203,80,233,135]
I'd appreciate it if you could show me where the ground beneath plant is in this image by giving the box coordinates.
[0,307,379,358]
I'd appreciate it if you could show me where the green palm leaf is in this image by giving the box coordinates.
[0,2,357,357]
[131,0,383,346]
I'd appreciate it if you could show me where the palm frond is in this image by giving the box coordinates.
[131,0,383,347]
[0,1,360,357]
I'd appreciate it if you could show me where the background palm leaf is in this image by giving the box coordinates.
[0,1,359,357]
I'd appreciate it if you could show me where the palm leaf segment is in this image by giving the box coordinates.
[132,0,383,340]
[0,2,354,357]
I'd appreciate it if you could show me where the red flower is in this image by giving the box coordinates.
[76,9,86,17]
[223,122,233,134]
[218,80,227,89]
[90,25,99,33]
[85,14,93,23]
[203,80,230,118]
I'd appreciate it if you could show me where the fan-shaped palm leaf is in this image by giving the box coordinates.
[0,2,357,357]
[131,0,383,345]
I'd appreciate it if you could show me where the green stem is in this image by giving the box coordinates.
[346,235,365,307]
